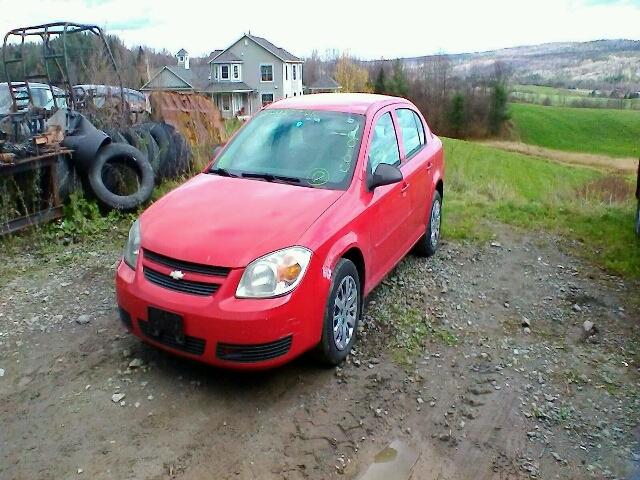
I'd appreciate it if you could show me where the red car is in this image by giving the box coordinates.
[116,93,444,369]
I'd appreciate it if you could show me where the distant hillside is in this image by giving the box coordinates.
[401,39,640,89]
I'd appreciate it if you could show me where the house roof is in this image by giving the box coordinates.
[176,48,187,56]
[210,50,242,63]
[246,34,301,62]
[204,81,254,93]
[165,65,211,90]
[308,75,341,90]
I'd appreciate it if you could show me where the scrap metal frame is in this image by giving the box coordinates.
[1,22,126,121]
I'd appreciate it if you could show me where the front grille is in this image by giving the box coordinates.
[216,336,293,363]
[144,266,220,296]
[143,249,230,277]
[118,306,132,329]
[138,320,206,355]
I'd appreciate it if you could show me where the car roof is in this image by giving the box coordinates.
[268,93,410,116]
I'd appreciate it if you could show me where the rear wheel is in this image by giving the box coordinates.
[316,259,361,366]
[414,190,442,257]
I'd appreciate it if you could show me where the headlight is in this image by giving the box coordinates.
[236,246,312,298]
[123,219,141,269]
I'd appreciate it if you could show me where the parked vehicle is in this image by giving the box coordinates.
[0,82,68,115]
[73,84,148,113]
[116,93,445,369]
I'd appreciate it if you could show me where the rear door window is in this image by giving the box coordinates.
[396,108,426,158]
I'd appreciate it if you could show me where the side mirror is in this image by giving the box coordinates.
[367,163,403,191]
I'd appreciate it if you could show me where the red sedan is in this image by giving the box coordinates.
[116,93,444,369]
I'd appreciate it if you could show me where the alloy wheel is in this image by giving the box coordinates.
[332,275,358,350]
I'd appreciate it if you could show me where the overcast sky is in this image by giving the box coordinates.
[1,0,639,59]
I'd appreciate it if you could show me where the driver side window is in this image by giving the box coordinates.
[368,112,400,174]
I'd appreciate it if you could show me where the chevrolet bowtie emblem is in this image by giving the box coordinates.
[169,270,185,280]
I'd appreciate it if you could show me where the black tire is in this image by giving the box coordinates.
[87,143,154,211]
[414,190,442,257]
[170,128,192,175]
[316,259,362,366]
[147,122,177,180]
[56,154,82,200]
[109,129,128,145]
[131,126,161,174]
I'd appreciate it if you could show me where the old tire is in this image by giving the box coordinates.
[414,190,442,257]
[316,259,361,366]
[87,143,154,211]
[146,122,176,180]
[131,126,161,174]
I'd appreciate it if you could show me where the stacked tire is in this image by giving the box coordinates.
[57,121,192,212]
[108,122,192,182]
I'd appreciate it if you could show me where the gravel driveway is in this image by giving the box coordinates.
[1,225,638,479]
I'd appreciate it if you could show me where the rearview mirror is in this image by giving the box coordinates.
[367,163,403,191]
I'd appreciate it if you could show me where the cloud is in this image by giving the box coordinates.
[0,0,638,59]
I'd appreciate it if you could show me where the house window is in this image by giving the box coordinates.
[260,64,273,82]
[233,65,239,79]
[261,93,274,107]
[221,65,229,80]
[222,94,230,111]
[285,65,288,81]
[213,66,218,80]
[178,56,184,63]
[293,65,297,81]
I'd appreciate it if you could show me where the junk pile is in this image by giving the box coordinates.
[0,22,223,235]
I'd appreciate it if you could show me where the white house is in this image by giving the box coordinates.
[141,33,304,118]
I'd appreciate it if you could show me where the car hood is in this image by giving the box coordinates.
[140,173,343,268]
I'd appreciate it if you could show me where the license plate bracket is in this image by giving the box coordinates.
[147,307,185,344]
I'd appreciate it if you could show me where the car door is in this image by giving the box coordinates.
[364,110,410,283]
[395,107,434,243]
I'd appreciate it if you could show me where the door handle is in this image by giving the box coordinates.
[427,161,433,170]
[401,182,410,193]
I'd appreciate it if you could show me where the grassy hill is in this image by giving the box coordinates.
[509,103,640,158]
[510,84,640,110]
[442,138,639,278]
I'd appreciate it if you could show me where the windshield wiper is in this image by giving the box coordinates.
[209,167,239,177]
[241,172,302,184]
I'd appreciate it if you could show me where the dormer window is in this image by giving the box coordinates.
[293,65,297,80]
[233,65,239,79]
[221,65,229,80]
[178,56,184,63]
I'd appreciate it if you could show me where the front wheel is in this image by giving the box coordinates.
[316,259,361,366]
[414,190,442,257]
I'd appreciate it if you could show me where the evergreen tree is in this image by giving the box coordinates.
[389,60,408,97]
[374,67,386,94]
[488,84,509,135]
[448,93,466,137]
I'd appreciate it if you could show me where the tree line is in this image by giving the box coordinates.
[305,51,511,139]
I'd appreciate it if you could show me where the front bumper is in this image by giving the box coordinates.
[115,256,328,370]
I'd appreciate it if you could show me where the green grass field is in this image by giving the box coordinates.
[510,103,640,158]
[442,138,640,278]
[510,84,640,110]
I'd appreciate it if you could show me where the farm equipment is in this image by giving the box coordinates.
[0,22,198,235]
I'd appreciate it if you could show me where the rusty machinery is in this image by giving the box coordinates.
[0,22,125,234]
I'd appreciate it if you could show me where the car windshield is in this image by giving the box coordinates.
[213,109,365,190]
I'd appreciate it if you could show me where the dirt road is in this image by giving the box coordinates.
[1,225,638,479]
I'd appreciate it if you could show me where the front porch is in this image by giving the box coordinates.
[206,82,254,119]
